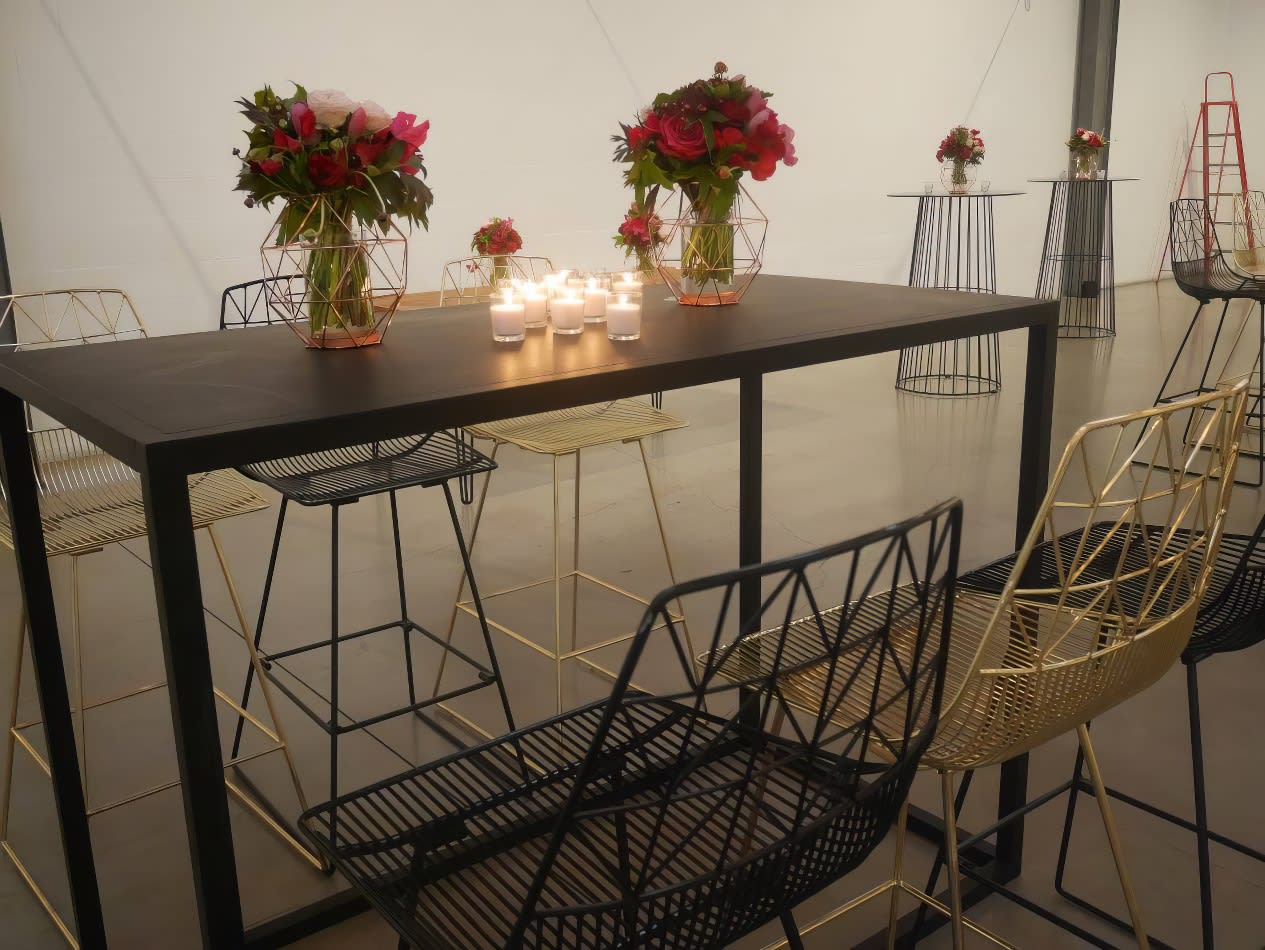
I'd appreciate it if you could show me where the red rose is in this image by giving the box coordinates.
[656,114,708,160]
[619,215,651,245]
[627,125,653,150]
[308,150,349,188]
[273,129,302,153]
[291,101,317,143]
[643,112,662,134]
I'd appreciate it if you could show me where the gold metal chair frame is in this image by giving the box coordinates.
[1232,190,1265,278]
[707,385,1248,950]
[433,400,694,740]
[0,291,321,947]
[438,254,556,305]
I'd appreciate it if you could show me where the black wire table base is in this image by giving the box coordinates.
[1035,179,1119,339]
[891,192,1007,396]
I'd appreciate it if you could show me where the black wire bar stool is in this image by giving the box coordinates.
[891,191,1006,396]
[0,290,321,944]
[220,277,518,820]
[728,386,1249,950]
[298,499,961,949]
[1147,198,1265,487]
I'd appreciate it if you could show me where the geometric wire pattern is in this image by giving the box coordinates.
[438,255,555,306]
[1231,190,1265,278]
[1034,179,1118,339]
[653,186,767,307]
[300,500,962,949]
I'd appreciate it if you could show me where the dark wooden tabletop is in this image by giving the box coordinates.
[0,275,1055,474]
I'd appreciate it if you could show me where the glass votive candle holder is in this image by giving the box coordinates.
[607,291,642,341]
[490,289,525,342]
[611,270,643,294]
[582,275,609,323]
[520,281,548,328]
[551,288,585,335]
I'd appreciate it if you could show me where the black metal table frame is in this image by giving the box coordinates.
[0,283,1056,948]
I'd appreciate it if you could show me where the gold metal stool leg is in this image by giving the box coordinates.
[637,438,696,661]
[1077,723,1150,949]
[204,524,323,870]
[551,453,564,717]
[941,769,966,950]
[887,798,909,950]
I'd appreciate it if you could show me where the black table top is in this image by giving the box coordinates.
[0,275,1055,474]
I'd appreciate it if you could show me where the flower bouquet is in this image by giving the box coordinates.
[470,216,523,285]
[235,85,433,347]
[612,203,667,278]
[613,62,796,305]
[936,126,985,194]
[1067,127,1108,180]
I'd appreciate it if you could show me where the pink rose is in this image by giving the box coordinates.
[347,107,367,139]
[360,100,392,134]
[290,101,316,143]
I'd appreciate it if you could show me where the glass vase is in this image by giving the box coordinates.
[1073,152,1099,180]
[653,185,767,306]
[260,198,406,349]
[940,161,976,195]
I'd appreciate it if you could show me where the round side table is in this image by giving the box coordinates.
[1032,177,1136,339]
[888,190,1024,396]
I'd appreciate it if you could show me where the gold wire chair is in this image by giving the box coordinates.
[1231,190,1265,278]
[0,291,320,946]
[428,260,693,740]
[705,384,1248,950]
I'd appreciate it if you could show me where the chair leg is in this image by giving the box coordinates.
[908,768,974,946]
[887,799,911,950]
[1187,662,1214,950]
[552,453,564,717]
[570,450,581,655]
[940,770,966,950]
[1,606,26,845]
[458,428,475,505]
[1053,738,1088,899]
[1149,301,1206,412]
[388,491,417,705]
[231,496,288,759]
[328,504,342,832]
[780,909,806,950]
[637,439,696,661]
[432,443,499,698]
[1076,723,1149,949]
[69,554,87,808]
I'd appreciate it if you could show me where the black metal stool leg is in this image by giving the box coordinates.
[231,496,288,759]
[458,430,475,505]
[780,909,806,950]
[389,490,417,705]
[1053,738,1088,901]
[1187,661,1214,950]
[1149,301,1207,411]
[329,503,341,839]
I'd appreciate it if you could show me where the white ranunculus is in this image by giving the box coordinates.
[308,88,357,129]
[360,99,392,134]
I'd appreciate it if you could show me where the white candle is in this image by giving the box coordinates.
[612,271,643,294]
[551,290,584,334]
[583,277,608,322]
[606,293,642,340]
[490,289,525,342]
[522,283,547,328]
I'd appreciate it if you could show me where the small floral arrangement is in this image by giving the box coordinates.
[936,126,985,192]
[612,204,667,274]
[234,84,433,242]
[1067,127,1108,154]
[471,217,523,256]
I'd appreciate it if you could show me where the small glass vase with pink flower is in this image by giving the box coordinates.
[936,126,985,195]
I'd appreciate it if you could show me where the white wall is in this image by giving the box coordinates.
[0,0,1078,336]
[1112,0,1265,284]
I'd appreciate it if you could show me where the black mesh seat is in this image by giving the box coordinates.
[239,432,496,507]
[1149,198,1265,486]
[301,500,961,950]
[948,512,1265,950]
[219,277,517,816]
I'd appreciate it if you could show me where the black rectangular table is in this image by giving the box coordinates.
[0,275,1056,947]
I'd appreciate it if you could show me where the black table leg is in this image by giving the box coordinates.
[995,313,1058,879]
[739,372,762,616]
[140,464,245,948]
[0,390,107,948]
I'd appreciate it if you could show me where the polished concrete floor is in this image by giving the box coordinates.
[1,279,1263,948]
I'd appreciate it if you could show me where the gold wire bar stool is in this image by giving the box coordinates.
[0,291,320,947]
[704,384,1248,950]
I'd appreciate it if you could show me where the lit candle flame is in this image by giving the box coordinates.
[564,288,577,300]
[586,277,597,290]
[618,294,628,305]
[501,288,513,306]
[623,272,633,283]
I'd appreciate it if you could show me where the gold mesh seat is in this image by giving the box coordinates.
[464,399,686,453]
[0,291,320,946]
[704,385,1249,949]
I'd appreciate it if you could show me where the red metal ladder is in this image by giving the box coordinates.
[1156,71,1252,279]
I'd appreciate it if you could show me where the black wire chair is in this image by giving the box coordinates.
[1149,198,1265,486]
[218,276,518,816]
[299,499,962,949]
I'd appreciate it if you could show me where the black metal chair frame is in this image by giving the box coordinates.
[298,499,962,949]
[908,512,1265,950]
[1149,198,1265,487]
[218,276,518,818]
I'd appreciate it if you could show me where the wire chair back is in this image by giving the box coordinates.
[300,500,961,948]
[219,274,303,329]
[1231,190,1265,277]
[439,255,555,305]
[930,385,1248,771]
[1170,198,1259,300]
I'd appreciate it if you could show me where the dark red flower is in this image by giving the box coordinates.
[627,125,653,150]
[715,126,746,150]
[308,150,349,188]
[353,141,387,168]
[656,114,708,160]
[252,156,283,176]
[273,129,302,153]
[718,99,749,124]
